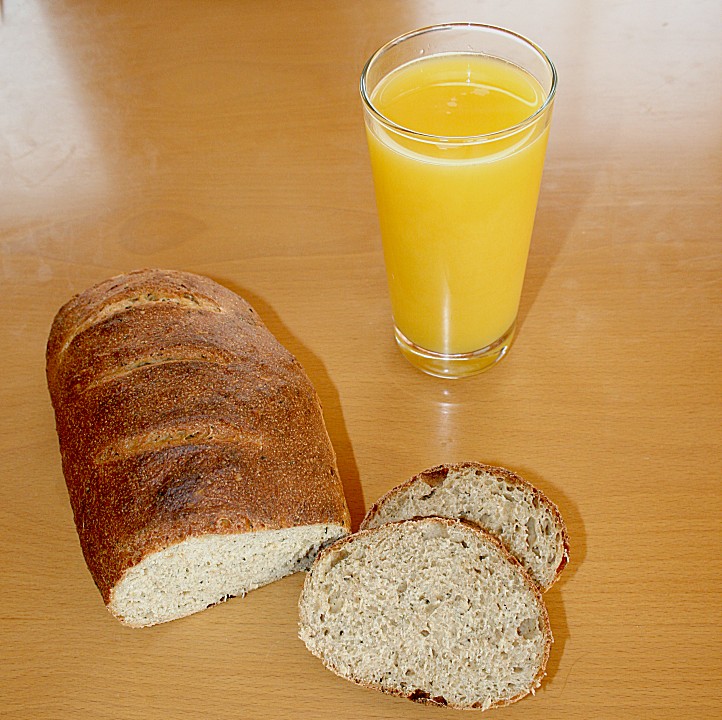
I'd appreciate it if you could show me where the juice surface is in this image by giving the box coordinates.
[367,53,550,355]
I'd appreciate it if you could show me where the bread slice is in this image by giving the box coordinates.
[360,462,569,592]
[46,269,350,626]
[299,517,552,711]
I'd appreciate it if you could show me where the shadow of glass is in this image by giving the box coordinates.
[518,170,582,334]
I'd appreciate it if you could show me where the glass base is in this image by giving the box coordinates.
[394,322,516,379]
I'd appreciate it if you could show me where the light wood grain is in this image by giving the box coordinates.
[1,1,720,718]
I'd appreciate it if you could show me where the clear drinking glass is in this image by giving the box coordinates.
[360,24,556,378]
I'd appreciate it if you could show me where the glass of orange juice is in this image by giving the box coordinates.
[361,24,556,378]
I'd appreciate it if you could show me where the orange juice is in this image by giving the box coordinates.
[366,52,551,358]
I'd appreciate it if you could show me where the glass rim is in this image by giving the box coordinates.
[359,22,557,144]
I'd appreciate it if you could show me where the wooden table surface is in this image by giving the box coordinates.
[1,1,720,718]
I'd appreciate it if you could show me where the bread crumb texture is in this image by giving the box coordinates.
[112,525,343,627]
[361,462,569,591]
[299,518,552,711]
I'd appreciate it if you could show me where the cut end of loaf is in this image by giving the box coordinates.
[299,518,552,711]
[109,524,346,627]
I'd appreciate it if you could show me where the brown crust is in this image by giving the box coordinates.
[301,517,553,711]
[360,461,570,590]
[47,269,350,605]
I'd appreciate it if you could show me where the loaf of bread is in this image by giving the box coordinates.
[46,269,350,627]
[299,517,552,711]
[360,462,569,591]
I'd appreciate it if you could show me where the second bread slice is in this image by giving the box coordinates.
[360,462,569,591]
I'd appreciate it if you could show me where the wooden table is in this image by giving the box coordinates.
[2,1,720,718]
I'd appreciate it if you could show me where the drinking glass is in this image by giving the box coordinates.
[361,24,556,378]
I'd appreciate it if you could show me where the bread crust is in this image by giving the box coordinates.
[300,517,553,711]
[47,269,350,607]
[360,461,570,589]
